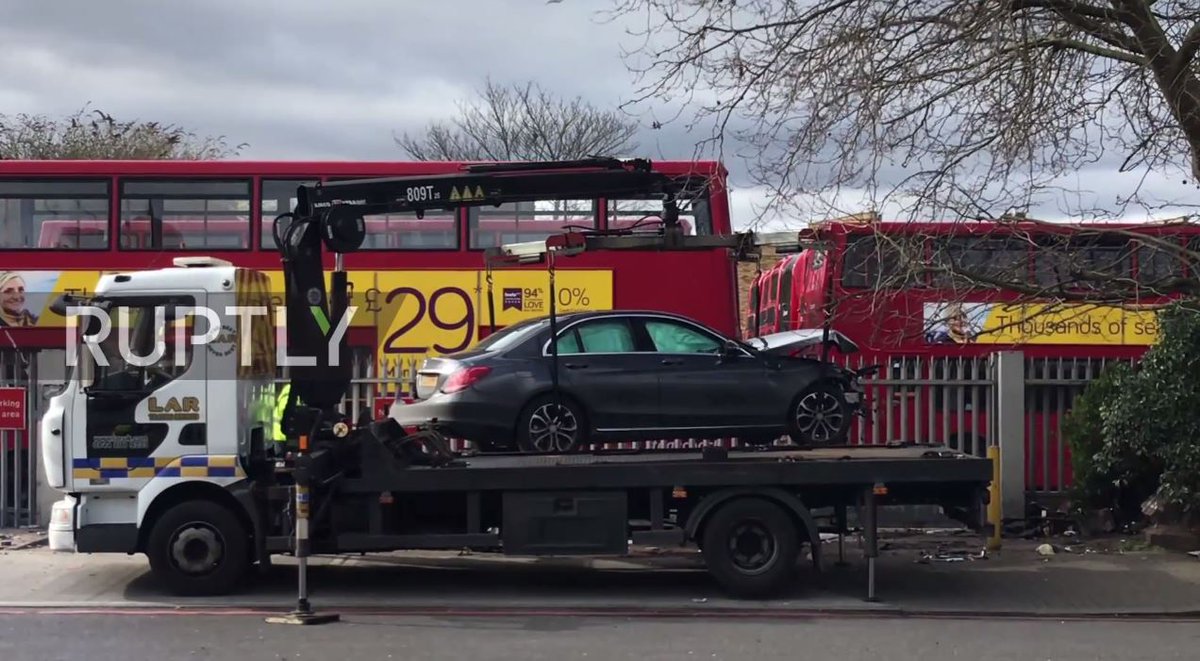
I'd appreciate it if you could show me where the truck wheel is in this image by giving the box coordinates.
[146,500,249,597]
[700,497,799,598]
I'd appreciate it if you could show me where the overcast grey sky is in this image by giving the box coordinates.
[1,0,1196,230]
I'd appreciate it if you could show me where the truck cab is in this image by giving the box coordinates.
[40,257,276,567]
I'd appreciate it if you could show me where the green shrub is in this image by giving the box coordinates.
[1066,301,1200,524]
[1062,359,1132,514]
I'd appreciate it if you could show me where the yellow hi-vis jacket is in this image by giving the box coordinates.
[272,383,290,443]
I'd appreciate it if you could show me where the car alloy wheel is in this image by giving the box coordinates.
[794,389,846,443]
[527,402,580,453]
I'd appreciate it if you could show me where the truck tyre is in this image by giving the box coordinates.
[146,500,249,597]
[700,497,799,599]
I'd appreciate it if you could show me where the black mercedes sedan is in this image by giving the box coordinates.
[390,310,868,453]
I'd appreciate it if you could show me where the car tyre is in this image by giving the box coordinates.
[515,393,588,454]
[701,497,800,598]
[146,500,249,597]
[788,381,852,446]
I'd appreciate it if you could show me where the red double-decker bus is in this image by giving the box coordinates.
[0,159,735,349]
[748,214,1198,492]
[0,158,739,420]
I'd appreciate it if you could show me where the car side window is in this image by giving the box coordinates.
[576,320,637,353]
[556,330,582,354]
[644,320,722,354]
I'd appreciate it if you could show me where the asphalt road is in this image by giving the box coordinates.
[1,612,1197,661]
[5,535,1200,616]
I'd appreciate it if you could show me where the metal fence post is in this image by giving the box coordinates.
[994,350,1026,520]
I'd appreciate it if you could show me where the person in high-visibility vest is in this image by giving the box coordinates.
[272,383,292,445]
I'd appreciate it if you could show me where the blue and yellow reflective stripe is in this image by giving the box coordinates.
[72,455,243,480]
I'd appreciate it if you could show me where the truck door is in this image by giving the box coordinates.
[71,293,208,489]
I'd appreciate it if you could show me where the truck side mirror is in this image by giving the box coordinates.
[49,293,78,317]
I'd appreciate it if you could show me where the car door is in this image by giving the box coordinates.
[553,317,660,434]
[642,317,783,432]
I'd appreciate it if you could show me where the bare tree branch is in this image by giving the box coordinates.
[1177,20,1200,71]
[606,0,1200,225]
[1035,37,1148,64]
[396,78,639,161]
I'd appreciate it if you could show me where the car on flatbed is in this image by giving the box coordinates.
[393,310,871,453]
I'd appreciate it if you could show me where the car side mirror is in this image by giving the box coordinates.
[720,340,743,359]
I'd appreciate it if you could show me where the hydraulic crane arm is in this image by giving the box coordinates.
[298,158,675,219]
[274,157,757,438]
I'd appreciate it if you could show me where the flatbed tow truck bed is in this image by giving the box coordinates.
[261,441,992,601]
[373,444,989,488]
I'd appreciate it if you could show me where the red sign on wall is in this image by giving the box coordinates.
[0,388,26,430]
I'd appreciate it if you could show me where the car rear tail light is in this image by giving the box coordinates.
[441,366,492,394]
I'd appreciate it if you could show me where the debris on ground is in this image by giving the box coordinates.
[1188,550,1200,559]
[1036,543,1056,556]
[915,547,988,564]
[0,529,47,551]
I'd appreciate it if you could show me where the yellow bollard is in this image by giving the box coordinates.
[987,445,1002,550]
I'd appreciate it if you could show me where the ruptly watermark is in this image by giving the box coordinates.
[64,304,359,369]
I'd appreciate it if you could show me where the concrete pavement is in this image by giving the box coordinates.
[1,532,1198,617]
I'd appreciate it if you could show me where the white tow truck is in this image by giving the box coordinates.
[39,159,992,601]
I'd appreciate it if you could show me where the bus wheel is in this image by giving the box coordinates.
[789,382,851,446]
[700,497,799,598]
[146,500,249,597]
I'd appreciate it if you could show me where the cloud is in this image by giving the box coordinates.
[2,0,1197,222]
[0,1,664,158]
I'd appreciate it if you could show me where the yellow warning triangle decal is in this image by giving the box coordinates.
[449,187,461,202]
[474,185,485,200]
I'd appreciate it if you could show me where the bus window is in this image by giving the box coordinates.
[358,213,458,250]
[1135,236,1184,290]
[1035,236,1132,290]
[120,179,251,250]
[469,199,596,249]
[608,185,711,235]
[797,247,829,326]
[0,179,109,250]
[841,234,921,288]
[748,275,761,336]
[931,236,1029,288]
[778,255,796,330]
[321,177,459,250]
[260,178,317,249]
[761,269,780,330]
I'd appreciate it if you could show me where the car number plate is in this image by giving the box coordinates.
[419,374,438,390]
